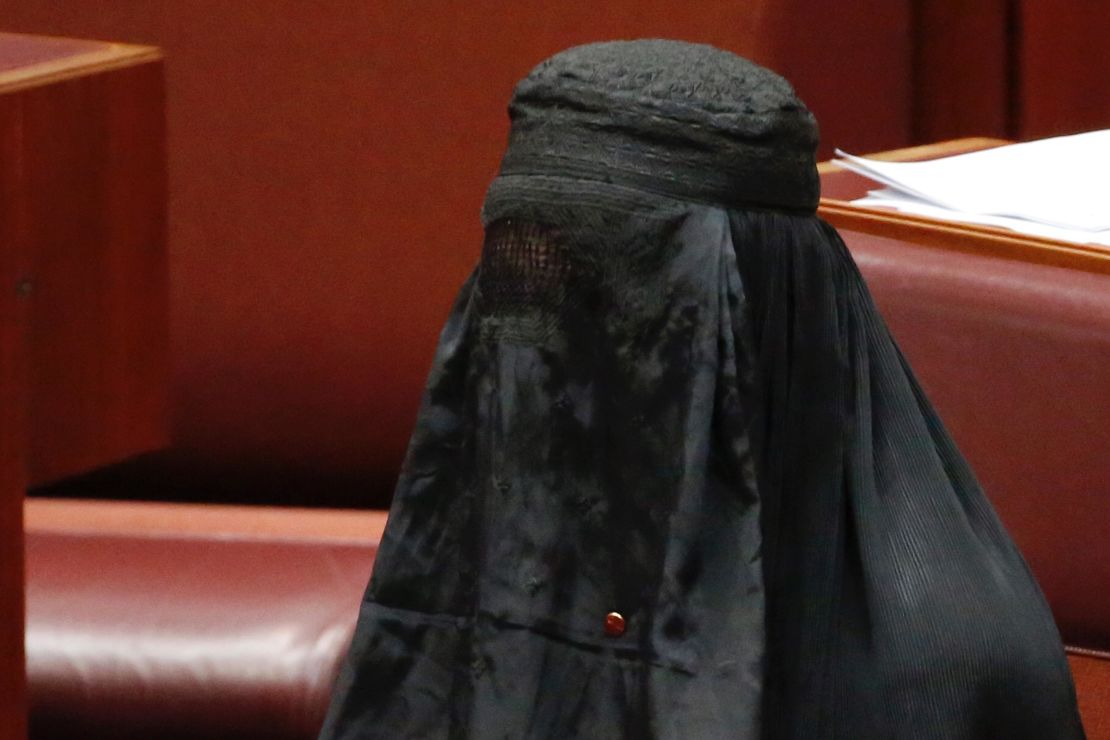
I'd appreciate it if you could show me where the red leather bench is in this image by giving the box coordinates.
[25,501,385,739]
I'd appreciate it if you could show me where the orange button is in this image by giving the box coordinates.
[604,611,626,637]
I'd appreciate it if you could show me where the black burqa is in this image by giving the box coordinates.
[321,40,1085,739]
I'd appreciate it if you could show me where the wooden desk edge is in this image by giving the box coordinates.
[817,137,1110,274]
[0,39,162,94]
[816,137,1012,174]
[820,201,1110,274]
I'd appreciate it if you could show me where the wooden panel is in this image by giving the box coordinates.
[911,0,1012,141]
[19,62,170,485]
[0,89,30,740]
[0,33,169,485]
[1018,1,1110,138]
[912,2,1110,142]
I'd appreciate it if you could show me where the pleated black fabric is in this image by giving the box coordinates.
[320,40,1085,739]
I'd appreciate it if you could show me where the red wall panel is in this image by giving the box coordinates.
[1,3,912,501]
[0,88,29,740]
[911,0,1013,141]
[1018,1,1110,138]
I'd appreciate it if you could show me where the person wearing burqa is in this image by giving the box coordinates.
[320,40,1085,739]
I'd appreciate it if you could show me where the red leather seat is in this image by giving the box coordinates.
[25,501,384,739]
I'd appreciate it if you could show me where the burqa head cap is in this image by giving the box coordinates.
[489,39,821,214]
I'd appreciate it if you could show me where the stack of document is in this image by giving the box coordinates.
[832,129,1110,247]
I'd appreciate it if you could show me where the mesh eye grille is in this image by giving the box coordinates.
[477,219,575,316]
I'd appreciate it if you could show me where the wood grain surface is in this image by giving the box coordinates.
[0,83,31,740]
[18,60,170,485]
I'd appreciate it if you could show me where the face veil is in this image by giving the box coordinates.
[320,40,1085,740]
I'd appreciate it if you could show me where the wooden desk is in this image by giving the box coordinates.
[0,32,169,738]
[817,138,1110,274]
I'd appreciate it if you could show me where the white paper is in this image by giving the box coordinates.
[852,189,1110,247]
[832,130,1110,232]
